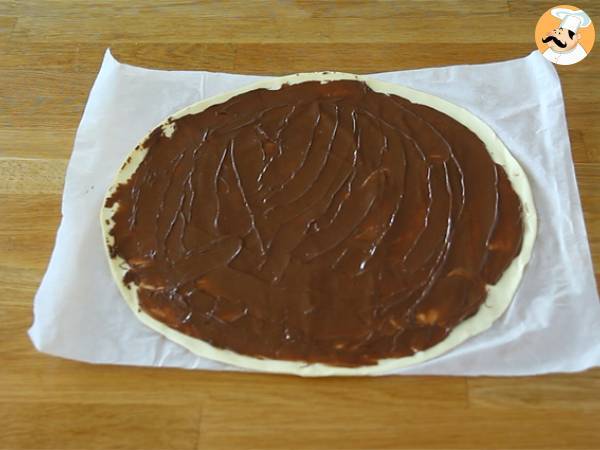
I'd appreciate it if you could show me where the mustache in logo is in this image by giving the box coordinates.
[542,35,567,48]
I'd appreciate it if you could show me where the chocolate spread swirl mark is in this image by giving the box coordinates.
[180,165,197,208]
[412,184,453,295]
[263,104,322,205]
[387,97,467,223]
[229,139,267,257]
[191,139,228,237]
[295,170,381,262]
[266,127,357,233]
[172,236,243,287]
[213,145,229,232]
[145,152,186,260]
[351,109,368,170]
[353,198,403,276]
[315,114,362,226]
[266,104,341,214]
[319,166,357,229]
[257,108,352,256]
[401,165,434,266]
[127,156,154,232]
[344,122,408,275]
[357,108,432,163]
[265,152,359,263]
[184,133,211,225]
[183,166,195,225]
[375,116,389,170]
[276,105,297,140]
[264,105,339,219]
[331,247,350,270]
[388,98,453,153]
[213,105,278,136]
[379,165,443,312]
[163,187,187,264]
[483,164,500,256]
[177,211,188,256]
[256,105,297,191]
[255,126,269,164]
[404,164,456,322]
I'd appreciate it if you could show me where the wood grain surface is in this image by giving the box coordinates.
[1,1,599,449]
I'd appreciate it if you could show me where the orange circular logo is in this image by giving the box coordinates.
[535,5,595,65]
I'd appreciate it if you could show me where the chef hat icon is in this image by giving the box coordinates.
[551,8,592,33]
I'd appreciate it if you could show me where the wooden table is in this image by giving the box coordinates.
[1,2,598,449]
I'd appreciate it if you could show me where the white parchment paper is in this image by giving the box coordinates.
[29,49,600,375]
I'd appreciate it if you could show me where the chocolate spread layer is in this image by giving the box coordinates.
[106,80,523,367]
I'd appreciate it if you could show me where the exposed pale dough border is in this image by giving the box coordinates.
[100,72,537,377]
